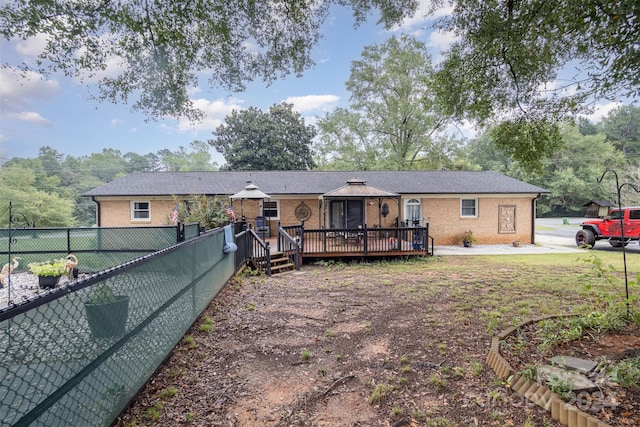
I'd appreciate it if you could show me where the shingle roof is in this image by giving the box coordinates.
[82,170,549,197]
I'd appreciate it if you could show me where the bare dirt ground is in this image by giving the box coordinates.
[115,258,638,427]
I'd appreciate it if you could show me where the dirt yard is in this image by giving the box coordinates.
[115,257,638,427]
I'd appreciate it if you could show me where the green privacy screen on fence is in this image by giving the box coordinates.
[0,224,203,274]
[0,227,234,426]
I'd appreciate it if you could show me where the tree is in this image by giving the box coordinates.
[529,126,626,216]
[0,164,75,227]
[317,35,453,171]
[432,0,640,171]
[602,105,640,158]
[210,103,317,170]
[464,133,521,176]
[1,1,418,120]
[171,195,228,230]
[314,108,379,170]
[577,117,599,136]
[124,152,155,173]
[156,141,219,171]
[83,149,129,182]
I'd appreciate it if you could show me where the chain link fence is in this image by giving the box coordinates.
[1,223,200,274]
[0,227,234,426]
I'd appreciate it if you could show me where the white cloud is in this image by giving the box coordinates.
[427,29,458,63]
[392,0,454,31]
[0,68,60,107]
[0,67,58,127]
[77,54,125,83]
[15,34,49,57]
[446,120,477,140]
[173,97,245,133]
[581,101,622,123]
[187,86,202,97]
[283,95,340,113]
[7,111,52,127]
[427,29,458,52]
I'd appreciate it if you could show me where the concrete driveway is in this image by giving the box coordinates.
[434,217,586,256]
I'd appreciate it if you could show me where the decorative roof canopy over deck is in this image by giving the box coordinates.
[230,182,270,219]
[320,178,401,228]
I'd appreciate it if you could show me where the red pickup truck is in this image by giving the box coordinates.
[576,207,640,248]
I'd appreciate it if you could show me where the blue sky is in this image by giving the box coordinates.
[0,1,621,166]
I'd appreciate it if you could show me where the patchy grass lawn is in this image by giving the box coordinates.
[115,252,639,427]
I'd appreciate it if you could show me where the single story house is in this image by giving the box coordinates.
[82,170,549,246]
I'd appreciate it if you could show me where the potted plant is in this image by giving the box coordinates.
[84,283,129,338]
[461,230,477,248]
[28,259,68,289]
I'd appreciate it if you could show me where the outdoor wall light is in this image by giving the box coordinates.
[381,203,389,217]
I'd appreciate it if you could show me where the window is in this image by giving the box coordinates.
[610,210,622,220]
[262,201,279,219]
[131,201,150,220]
[461,199,477,217]
[405,199,422,225]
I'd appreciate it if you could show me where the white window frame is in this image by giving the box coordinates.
[131,200,151,221]
[460,198,478,218]
[404,198,422,225]
[261,200,280,220]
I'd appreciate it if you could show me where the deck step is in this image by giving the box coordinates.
[271,263,295,273]
[254,252,294,275]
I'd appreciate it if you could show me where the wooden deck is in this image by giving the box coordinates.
[271,226,432,259]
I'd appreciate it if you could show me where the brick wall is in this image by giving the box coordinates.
[98,199,178,227]
[424,197,533,245]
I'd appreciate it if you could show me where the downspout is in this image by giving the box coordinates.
[92,196,101,227]
[531,194,540,244]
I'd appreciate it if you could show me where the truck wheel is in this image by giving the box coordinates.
[575,229,596,247]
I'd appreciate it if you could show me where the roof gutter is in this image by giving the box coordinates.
[92,196,101,227]
[531,193,540,244]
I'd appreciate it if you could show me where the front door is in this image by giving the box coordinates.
[330,200,363,228]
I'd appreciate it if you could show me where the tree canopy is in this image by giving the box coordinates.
[1,0,418,120]
[0,143,219,226]
[530,126,627,216]
[603,105,640,159]
[316,35,456,171]
[210,102,317,171]
[432,0,640,171]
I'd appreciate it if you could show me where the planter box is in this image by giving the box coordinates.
[38,276,60,289]
[84,296,130,338]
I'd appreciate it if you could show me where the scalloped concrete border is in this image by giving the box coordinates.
[486,316,612,427]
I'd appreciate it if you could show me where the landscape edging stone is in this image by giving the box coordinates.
[486,315,612,427]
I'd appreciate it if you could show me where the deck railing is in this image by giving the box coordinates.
[282,224,432,256]
[276,225,301,270]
